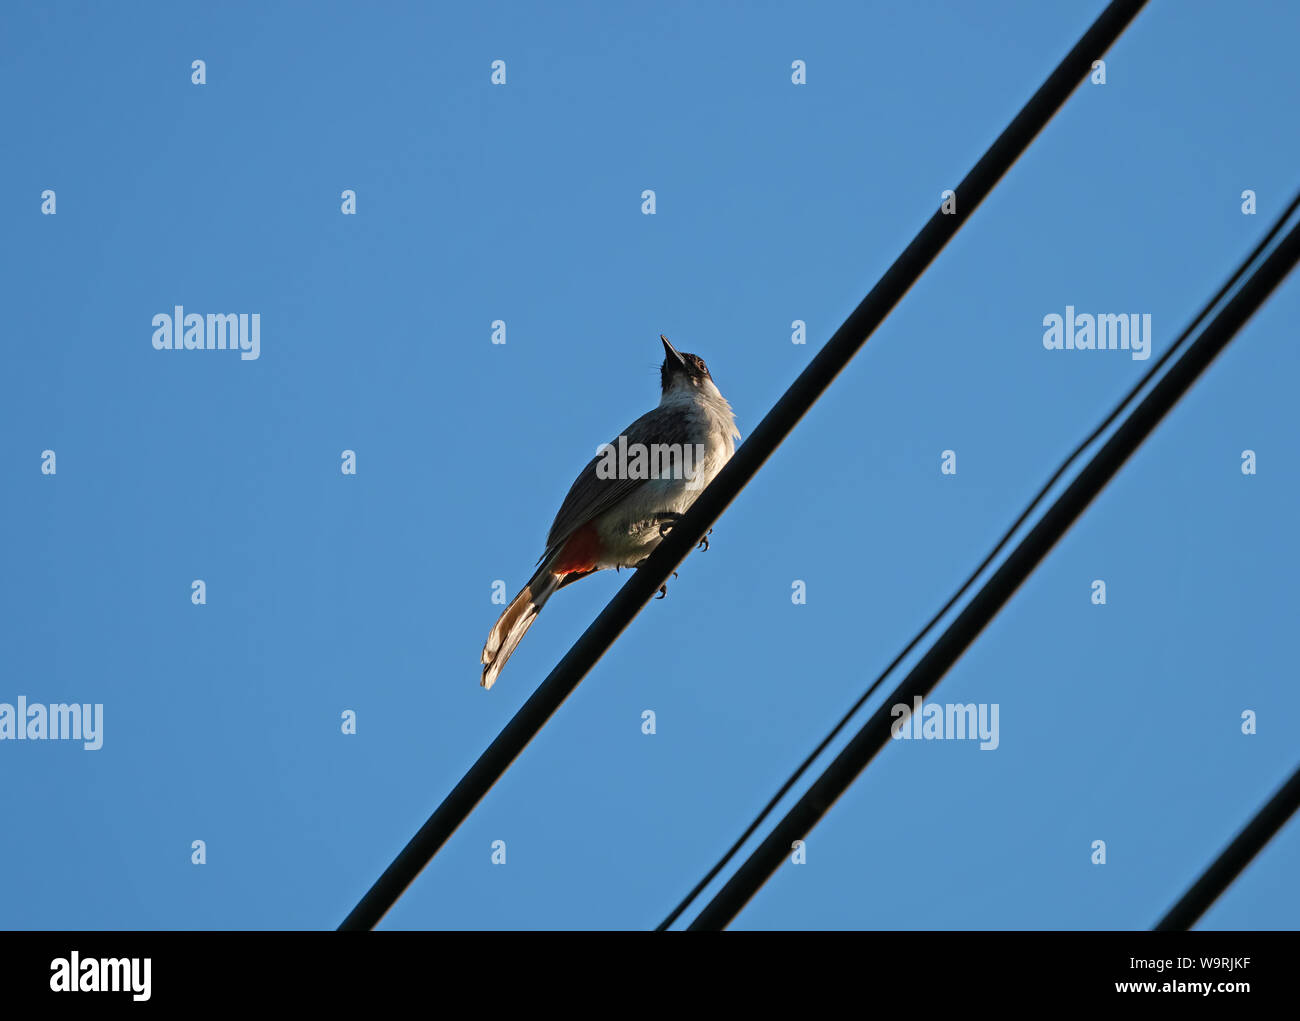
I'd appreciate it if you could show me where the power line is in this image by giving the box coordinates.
[339,0,1149,931]
[659,191,1300,929]
[684,214,1300,930]
[1155,763,1300,930]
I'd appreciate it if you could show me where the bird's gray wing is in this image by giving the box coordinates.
[540,405,694,560]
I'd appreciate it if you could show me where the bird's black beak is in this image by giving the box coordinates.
[661,334,686,366]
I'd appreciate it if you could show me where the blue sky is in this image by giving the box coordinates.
[3,0,1297,930]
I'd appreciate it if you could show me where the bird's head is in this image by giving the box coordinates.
[659,335,715,396]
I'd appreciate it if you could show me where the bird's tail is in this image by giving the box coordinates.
[480,563,563,690]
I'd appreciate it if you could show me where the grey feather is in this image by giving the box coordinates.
[540,406,695,561]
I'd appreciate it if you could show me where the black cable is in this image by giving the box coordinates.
[1155,763,1300,930]
[339,0,1149,931]
[658,191,1300,929]
[685,215,1300,930]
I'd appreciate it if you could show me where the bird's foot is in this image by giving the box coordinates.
[657,512,683,539]
[656,571,679,599]
[657,514,708,549]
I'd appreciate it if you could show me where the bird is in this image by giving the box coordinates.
[480,335,740,689]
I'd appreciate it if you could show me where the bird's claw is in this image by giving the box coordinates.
[659,519,712,551]
[655,571,680,599]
